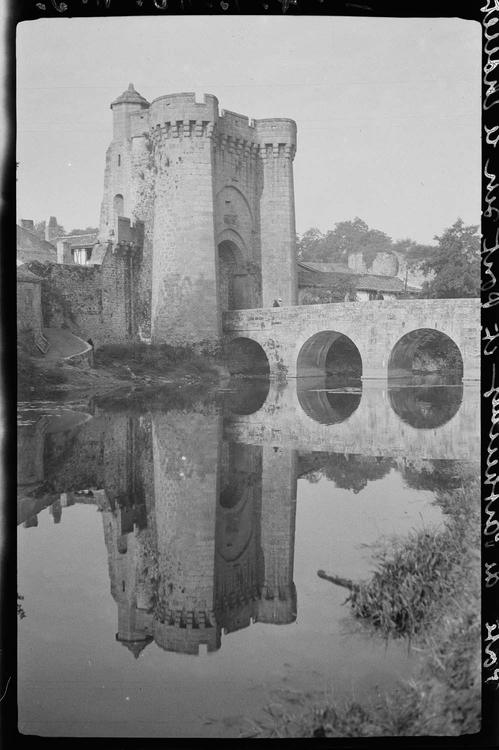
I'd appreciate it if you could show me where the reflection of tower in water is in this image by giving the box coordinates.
[215,443,297,633]
[215,442,264,633]
[19,409,299,656]
[102,413,298,655]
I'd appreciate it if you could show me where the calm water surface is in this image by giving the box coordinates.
[17,378,480,737]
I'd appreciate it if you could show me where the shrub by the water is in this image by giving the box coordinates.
[247,477,480,738]
[17,349,67,396]
[94,342,221,378]
[345,527,459,638]
[330,479,478,640]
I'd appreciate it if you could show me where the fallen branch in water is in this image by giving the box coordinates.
[317,570,355,590]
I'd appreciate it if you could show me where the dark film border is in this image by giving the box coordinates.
[2,1,497,748]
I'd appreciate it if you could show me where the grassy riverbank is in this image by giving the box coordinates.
[249,475,480,738]
[17,342,228,400]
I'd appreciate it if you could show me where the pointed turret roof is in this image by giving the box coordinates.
[119,636,153,659]
[111,83,149,109]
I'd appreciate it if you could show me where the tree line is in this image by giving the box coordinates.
[297,217,480,298]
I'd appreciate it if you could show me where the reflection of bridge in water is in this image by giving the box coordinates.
[224,379,480,460]
[17,375,479,656]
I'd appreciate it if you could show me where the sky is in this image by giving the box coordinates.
[16,16,481,244]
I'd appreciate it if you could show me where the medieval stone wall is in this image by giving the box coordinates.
[17,279,42,337]
[25,250,134,347]
[34,262,102,335]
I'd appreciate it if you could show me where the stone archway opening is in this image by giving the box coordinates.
[388,329,463,380]
[218,240,247,311]
[113,193,124,222]
[297,331,362,379]
[226,337,270,378]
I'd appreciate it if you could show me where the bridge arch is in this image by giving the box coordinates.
[225,337,270,378]
[296,330,362,379]
[388,328,463,380]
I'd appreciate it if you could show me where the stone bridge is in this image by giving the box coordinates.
[222,298,480,381]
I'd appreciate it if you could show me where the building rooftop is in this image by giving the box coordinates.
[298,262,406,293]
[56,232,99,249]
[111,83,149,109]
[17,265,42,283]
[298,260,356,275]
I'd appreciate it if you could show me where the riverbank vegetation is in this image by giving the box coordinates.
[94,342,223,381]
[18,342,228,400]
[248,474,480,738]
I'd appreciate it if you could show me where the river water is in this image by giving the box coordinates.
[17,377,480,737]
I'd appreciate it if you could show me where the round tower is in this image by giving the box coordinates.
[255,118,298,307]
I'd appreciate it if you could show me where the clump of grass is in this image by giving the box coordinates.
[345,526,459,638]
[17,349,67,397]
[246,478,480,738]
[322,480,478,640]
[94,342,222,379]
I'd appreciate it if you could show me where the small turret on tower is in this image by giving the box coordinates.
[111,83,150,141]
[45,216,60,243]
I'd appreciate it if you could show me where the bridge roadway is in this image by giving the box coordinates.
[222,297,480,381]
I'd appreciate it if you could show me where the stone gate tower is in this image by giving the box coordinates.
[99,84,298,345]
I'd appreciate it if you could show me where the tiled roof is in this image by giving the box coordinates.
[17,265,42,283]
[111,83,149,108]
[354,274,405,292]
[57,233,99,248]
[16,225,57,263]
[298,264,405,293]
[298,260,355,275]
[298,267,354,287]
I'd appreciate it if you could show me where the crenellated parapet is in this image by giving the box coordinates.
[257,583,297,625]
[147,118,216,141]
[153,609,220,654]
[255,118,297,160]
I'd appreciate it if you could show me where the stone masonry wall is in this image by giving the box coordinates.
[33,262,102,337]
[25,253,133,347]
[17,280,42,336]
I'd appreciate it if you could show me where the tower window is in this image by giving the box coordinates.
[118,154,121,166]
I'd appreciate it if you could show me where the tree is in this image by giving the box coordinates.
[67,226,99,236]
[392,238,435,268]
[297,217,392,268]
[420,219,480,299]
[296,227,324,261]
